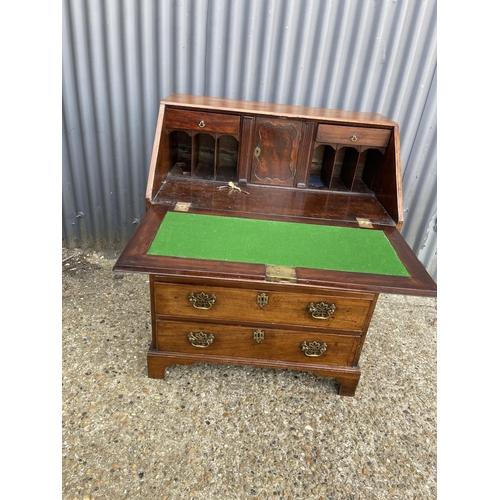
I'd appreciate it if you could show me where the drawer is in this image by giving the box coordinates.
[316,124,391,148]
[153,282,375,333]
[156,319,359,367]
[165,108,240,135]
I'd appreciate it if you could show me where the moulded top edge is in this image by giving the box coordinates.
[160,94,398,128]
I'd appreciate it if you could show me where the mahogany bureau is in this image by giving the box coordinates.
[113,94,436,396]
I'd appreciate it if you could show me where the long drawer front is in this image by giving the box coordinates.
[154,282,375,333]
[156,319,360,367]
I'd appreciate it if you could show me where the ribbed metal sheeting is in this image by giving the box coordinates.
[62,0,437,280]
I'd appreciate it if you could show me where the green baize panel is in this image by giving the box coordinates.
[147,212,410,277]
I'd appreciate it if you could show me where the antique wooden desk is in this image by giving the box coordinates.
[113,94,436,396]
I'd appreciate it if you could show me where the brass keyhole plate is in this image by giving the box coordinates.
[253,329,265,343]
[256,292,269,309]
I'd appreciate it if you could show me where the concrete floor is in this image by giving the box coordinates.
[62,249,437,500]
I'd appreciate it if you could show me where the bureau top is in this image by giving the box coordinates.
[161,93,397,127]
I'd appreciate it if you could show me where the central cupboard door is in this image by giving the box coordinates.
[250,118,303,186]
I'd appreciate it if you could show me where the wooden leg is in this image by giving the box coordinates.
[147,354,168,379]
[147,348,197,379]
[311,367,361,396]
[336,372,361,396]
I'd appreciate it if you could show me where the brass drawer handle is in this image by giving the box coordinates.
[307,301,336,319]
[198,120,206,128]
[188,331,214,348]
[188,292,217,310]
[254,146,261,158]
[350,134,358,142]
[301,341,327,357]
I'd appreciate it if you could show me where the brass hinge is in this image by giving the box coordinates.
[174,201,191,212]
[265,265,297,283]
[356,217,373,229]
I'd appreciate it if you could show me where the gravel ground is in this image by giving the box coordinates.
[62,249,437,500]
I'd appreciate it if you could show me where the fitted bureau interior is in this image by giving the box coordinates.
[308,146,385,192]
[161,120,390,191]
[166,131,240,182]
[165,130,386,193]
[147,98,401,229]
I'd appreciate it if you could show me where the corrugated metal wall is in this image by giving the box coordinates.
[62,0,437,280]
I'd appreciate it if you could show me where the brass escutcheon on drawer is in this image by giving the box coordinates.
[301,341,328,357]
[256,292,269,309]
[307,301,336,319]
[188,331,214,348]
[188,292,217,310]
[253,329,265,343]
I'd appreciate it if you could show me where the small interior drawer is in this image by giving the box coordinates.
[165,108,240,135]
[153,282,375,333]
[156,319,359,367]
[316,124,391,148]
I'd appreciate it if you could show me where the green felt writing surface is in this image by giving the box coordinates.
[147,212,410,277]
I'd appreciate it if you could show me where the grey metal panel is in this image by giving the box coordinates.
[62,0,437,280]
[400,66,437,281]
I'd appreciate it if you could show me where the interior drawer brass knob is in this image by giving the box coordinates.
[198,120,206,128]
[188,292,217,309]
[188,331,214,348]
[301,341,327,357]
[350,134,358,142]
[307,301,336,319]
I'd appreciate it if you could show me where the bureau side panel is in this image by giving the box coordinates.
[352,293,379,366]
[149,274,159,349]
